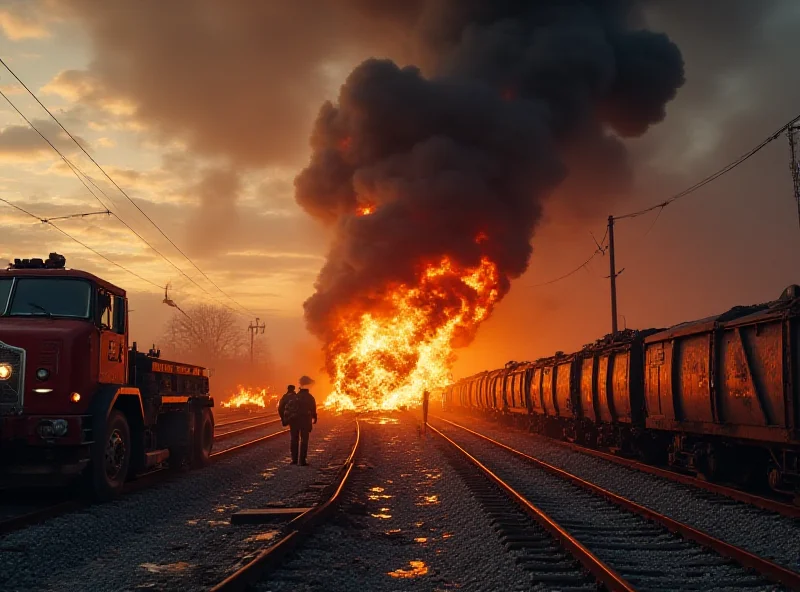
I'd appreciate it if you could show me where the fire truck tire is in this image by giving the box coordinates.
[92,410,131,500]
[192,408,214,468]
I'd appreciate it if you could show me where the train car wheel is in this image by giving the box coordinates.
[192,408,214,468]
[92,410,131,501]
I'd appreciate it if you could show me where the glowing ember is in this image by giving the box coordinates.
[388,560,429,579]
[356,204,375,216]
[221,385,273,408]
[324,256,501,411]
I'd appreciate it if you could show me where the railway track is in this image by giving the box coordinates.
[458,411,800,519]
[0,422,290,536]
[430,418,798,591]
[214,415,282,441]
[209,419,361,592]
[215,412,278,430]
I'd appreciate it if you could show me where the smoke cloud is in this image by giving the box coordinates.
[297,1,685,375]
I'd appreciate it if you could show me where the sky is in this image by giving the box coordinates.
[0,1,797,392]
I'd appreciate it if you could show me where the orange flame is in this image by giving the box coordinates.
[221,385,274,408]
[356,204,375,216]
[324,256,501,411]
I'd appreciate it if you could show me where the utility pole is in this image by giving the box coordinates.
[247,318,265,365]
[787,124,800,230]
[608,215,619,335]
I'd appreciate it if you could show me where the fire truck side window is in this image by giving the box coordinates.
[113,296,125,335]
[97,289,113,330]
[0,279,11,314]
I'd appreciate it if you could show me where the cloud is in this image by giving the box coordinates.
[46,1,411,168]
[0,119,88,162]
[0,3,50,40]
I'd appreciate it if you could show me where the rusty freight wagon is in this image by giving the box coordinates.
[444,284,800,497]
[643,285,800,491]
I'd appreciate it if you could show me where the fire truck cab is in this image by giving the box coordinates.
[0,254,215,499]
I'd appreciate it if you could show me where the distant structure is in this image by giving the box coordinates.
[788,124,800,229]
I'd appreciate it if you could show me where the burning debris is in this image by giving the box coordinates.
[221,386,275,410]
[297,0,685,410]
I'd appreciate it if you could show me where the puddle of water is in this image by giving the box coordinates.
[414,537,428,543]
[442,533,453,539]
[414,521,424,528]
[139,562,192,574]
[244,530,280,543]
[388,560,429,579]
[369,486,385,493]
[425,473,442,480]
[378,417,399,425]
[417,494,440,506]
[371,513,392,519]
[207,520,228,527]
[185,519,199,525]
[385,529,401,535]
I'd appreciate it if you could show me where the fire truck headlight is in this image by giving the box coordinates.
[0,363,11,380]
[36,368,50,381]
[52,419,68,437]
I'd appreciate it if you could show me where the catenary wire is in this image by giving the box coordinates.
[0,72,251,316]
[0,57,257,317]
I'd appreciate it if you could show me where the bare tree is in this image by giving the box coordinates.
[162,304,247,366]
[161,304,276,399]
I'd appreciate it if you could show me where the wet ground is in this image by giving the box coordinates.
[259,412,531,592]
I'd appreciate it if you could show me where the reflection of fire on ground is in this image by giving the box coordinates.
[221,385,276,410]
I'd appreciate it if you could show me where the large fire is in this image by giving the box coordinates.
[221,385,274,409]
[324,255,501,411]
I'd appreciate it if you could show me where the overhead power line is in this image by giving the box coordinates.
[0,57,257,317]
[0,85,237,312]
[0,197,163,289]
[613,113,800,221]
[524,227,608,288]
[524,112,800,290]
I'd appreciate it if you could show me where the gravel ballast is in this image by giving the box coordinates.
[434,411,800,573]
[432,419,785,591]
[0,412,353,592]
[259,413,533,592]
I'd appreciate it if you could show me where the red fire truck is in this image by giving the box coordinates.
[0,254,215,499]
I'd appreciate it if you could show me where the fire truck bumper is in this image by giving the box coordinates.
[0,415,92,486]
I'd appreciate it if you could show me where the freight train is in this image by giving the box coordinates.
[0,254,215,499]
[443,285,800,497]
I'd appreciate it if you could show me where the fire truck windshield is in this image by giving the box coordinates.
[2,278,92,318]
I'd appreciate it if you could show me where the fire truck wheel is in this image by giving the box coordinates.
[192,408,214,468]
[93,410,131,500]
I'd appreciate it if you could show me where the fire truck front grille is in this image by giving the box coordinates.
[0,340,25,415]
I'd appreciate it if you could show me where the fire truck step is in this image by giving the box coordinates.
[144,449,170,468]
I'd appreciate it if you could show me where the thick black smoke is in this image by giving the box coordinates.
[297,0,684,347]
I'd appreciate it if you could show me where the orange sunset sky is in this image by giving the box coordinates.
[0,1,797,397]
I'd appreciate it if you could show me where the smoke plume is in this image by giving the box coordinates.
[296,0,685,399]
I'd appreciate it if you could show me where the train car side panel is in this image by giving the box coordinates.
[611,351,632,423]
[718,322,786,429]
[579,356,598,422]
[542,365,556,416]
[555,361,574,418]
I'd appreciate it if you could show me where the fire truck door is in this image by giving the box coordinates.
[98,291,127,384]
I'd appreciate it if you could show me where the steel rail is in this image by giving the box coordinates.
[436,416,800,591]
[215,413,278,429]
[209,419,362,592]
[0,428,290,536]
[531,426,800,519]
[448,411,800,518]
[428,423,635,592]
[214,418,282,441]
